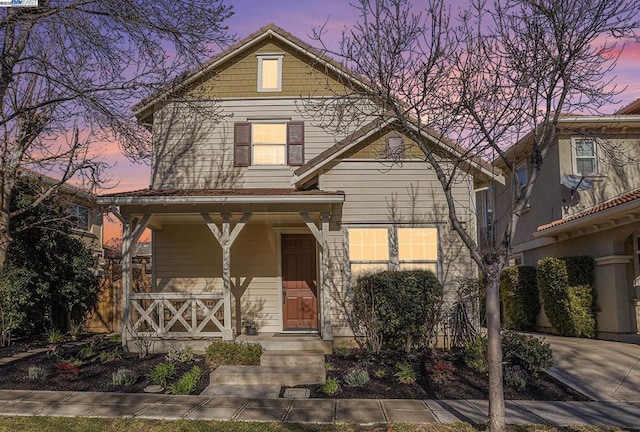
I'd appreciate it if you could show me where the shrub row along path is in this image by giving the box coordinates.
[0,334,639,427]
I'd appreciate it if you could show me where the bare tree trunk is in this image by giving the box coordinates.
[0,211,11,271]
[485,263,505,432]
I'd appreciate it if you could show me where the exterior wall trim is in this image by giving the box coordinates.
[594,255,633,266]
[99,195,345,206]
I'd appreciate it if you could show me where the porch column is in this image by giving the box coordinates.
[300,212,333,340]
[201,212,252,340]
[121,214,151,346]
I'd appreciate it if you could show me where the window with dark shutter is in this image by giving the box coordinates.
[287,121,304,166]
[234,122,251,166]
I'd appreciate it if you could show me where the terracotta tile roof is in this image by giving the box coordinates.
[133,23,366,116]
[99,188,343,198]
[537,188,640,231]
[616,98,640,115]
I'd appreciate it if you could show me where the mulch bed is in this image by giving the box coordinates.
[298,349,590,401]
[0,335,210,394]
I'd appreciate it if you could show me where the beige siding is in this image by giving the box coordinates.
[153,223,284,332]
[184,39,349,99]
[151,100,363,189]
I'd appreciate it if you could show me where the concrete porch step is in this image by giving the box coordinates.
[260,350,325,367]
[236,333,332,354]
[210,365,326,386]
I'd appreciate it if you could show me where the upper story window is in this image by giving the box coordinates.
[70,204,90,231]
[257,54,283,92]
[572,137,598,176]
[515,164,528,188]
[234,121,304,166]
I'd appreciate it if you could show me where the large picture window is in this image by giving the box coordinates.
[348,226,439,277]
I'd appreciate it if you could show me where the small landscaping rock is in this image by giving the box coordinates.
[144,385,164,393]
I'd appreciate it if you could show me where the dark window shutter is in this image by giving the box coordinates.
[234,122,251,167]
[287,121,304,166]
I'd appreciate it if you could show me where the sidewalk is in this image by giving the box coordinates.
[1,389,640,427]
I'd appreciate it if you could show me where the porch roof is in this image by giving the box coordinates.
[535,188,640,237]
[97,188,345,205]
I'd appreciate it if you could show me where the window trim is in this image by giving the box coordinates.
[251,122,287,166]
[571,137,599,176]
[346,225,440,281]
[257,54,284,92]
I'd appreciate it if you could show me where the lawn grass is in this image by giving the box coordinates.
[0,418,632,432]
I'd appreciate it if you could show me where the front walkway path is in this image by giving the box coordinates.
[1,389,640,427]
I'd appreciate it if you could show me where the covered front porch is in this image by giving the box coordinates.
[97,189,344,350]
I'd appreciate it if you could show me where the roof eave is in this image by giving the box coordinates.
[96,194,345,206]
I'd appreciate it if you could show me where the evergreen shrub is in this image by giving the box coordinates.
[500,266,538,330]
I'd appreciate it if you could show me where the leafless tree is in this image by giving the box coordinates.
[0,0,234,270]
[308,0,640,430]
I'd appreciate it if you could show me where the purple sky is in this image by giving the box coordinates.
[102,0,640,222]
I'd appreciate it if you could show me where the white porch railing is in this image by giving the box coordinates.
[129,292,228,338]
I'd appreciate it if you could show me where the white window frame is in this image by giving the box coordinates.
[70,204,90,231]
[257,54,283,92]
[346,225,440,282]
[571,137,599,176]
[251,121,287,166]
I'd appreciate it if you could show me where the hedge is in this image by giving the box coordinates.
[500,266,538,330]
[537,256,597,338]
[352,270,443,353]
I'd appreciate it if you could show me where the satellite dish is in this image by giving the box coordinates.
[561,174,593,191]
[560,174,593,210]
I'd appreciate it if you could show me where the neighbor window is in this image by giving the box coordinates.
[234,121,304,166]
[70,204,90,231]
[516,164,528,188]
[573,138,598,175]
[347,226,439,277]
[257,54,283,92]
[348,228,389,275]
[398,228,438,272]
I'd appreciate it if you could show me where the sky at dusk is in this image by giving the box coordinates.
[100,0,640,241]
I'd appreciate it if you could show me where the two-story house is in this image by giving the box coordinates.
[492,100,640,340]
[98,24,497,352]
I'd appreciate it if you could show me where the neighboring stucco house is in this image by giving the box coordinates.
[492,100,640,340]
[98,24,497,351]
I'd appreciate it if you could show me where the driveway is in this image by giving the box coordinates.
[541,334,640,402]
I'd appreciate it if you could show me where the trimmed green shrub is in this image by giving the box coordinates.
[352,270,443,353]
[504,365,528,390]
[204,340,263,367]
[537,256,597,338]
[500,266,538,330]
[112,368,137,387]
[462,335,488,373]
[501,331,553,376]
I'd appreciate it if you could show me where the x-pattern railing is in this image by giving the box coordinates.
[129,292,226,337]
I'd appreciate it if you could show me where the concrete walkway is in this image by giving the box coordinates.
[1,389,640,427]
[1,334,639,426]
[543,334,640,402]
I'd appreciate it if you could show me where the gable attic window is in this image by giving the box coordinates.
[572,137,598,176]
[257,54,283,92]
[234,121,304,166]
[385,136,405,159]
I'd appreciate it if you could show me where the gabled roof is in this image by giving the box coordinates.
[291,116,503,185]
[133,23,368,121]
[19,168,95,203]
[536,188,640,233]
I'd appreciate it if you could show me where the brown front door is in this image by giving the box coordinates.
[282,234,318,330]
